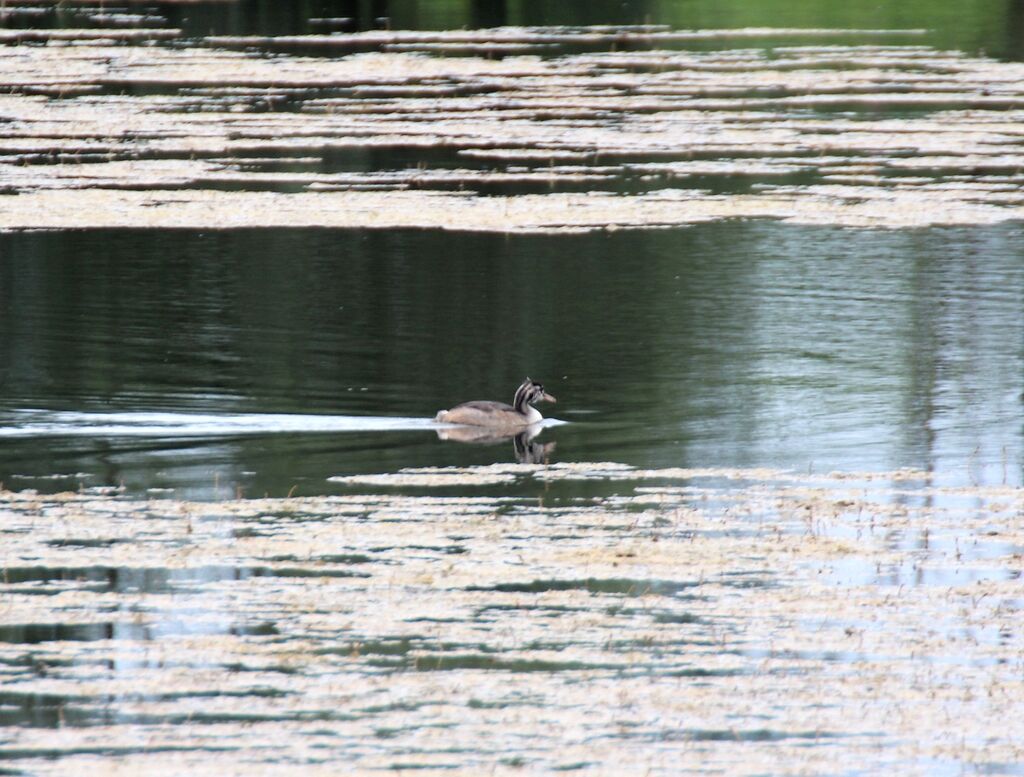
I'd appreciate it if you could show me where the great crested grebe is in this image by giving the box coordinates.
[435,378,556,428]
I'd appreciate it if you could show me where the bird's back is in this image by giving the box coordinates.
[435,400,523,427]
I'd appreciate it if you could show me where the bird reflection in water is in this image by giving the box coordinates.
[435,422,556,464]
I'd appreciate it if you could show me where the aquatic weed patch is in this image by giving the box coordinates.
[0,467,1022,773]
[0,28,1022,231]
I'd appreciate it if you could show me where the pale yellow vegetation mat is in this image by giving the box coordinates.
[2,464,1022,774]
[1,28,1023,231]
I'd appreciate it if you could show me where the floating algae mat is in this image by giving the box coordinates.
[1,465,1023,774]
[1,25,1024,230]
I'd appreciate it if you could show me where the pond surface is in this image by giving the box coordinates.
[1,224,1022,497]
[1,3,1024,775]
[2,470,1023,775]
[4,0,1022,61]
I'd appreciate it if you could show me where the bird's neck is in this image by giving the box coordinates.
[513,385,531,413]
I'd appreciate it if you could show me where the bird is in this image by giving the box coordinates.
[435,378,556,428]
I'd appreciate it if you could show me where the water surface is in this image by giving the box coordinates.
[5,0,1020,61]
[1,470,1021,775]
[1,5,1023,775]
[1,224,1021,497]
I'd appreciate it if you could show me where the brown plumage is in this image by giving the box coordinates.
[435,378,556,428]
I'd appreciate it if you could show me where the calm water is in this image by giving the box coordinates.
[1,224,1021,497]
[10,0,1022,61]
[1,1,1022,499]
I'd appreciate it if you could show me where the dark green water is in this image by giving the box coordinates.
[1,224,1021,497]
[4,0,1024,61]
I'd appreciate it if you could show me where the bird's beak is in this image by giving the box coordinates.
[541,391,556,404]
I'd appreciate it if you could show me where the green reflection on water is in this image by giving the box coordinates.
[0,223,1021,495]
[6,0,1020,61]
[146,0,1024,62]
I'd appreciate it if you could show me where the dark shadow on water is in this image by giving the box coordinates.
[467,577,712,596]
[0,564,370,596]
[0,745,239,761]
[367,654,630,673]
[261,552,378,564]
[0,685,310,730]
[0,623,149,645]
[474,603,591,615]
[0,621,279,645]
[640,728,848,742]
[359,651,743,675]
[44,537,125,549]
